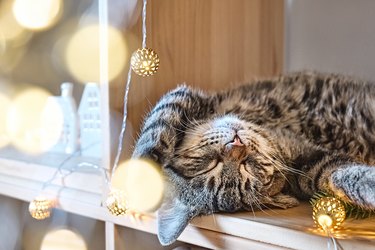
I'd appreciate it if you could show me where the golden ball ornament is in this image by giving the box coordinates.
[312,196,346,230]
[29,197,54,220]
[130,48,160,76]
[105,189,128,216]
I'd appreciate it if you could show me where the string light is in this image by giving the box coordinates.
[130,0,160,76]
[29,196,55,220]
[312,196,346,250]
[131,47,159,76]
[103,0,162,216]
[111,159,164,213]
[105,189,128,216]
[28,142,107,220]
[312,196,346,231]
[29,0,160,219]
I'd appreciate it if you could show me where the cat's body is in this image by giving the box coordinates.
[132,72,375,245]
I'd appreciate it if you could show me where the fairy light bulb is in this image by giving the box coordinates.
[130,48,159,76]
[105,189,128,216]
[29,197,55,220]
[312,196,346,231]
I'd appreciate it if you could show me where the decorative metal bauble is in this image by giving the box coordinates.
[29,197,54,220]
[105,190,128,216]
[312,197,346,230]
[130,47,160,76]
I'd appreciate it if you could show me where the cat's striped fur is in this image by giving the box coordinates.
[132,71,375,245]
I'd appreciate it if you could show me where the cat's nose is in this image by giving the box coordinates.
[231,135,244,146]
[226,135,244,147]
[224,135,246,160]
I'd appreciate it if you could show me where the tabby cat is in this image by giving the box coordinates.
[132,72,375,245]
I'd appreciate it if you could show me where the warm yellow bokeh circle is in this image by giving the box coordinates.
[0,93,11,148]
[0,0,28,43]
[12,0,63,31]
[6,87,63,154]
[65,24,127,83]
[41,229,87,250]
[112,159,164,213]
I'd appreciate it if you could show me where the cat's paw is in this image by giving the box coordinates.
[331,165,375,209]
[263,193,299,209]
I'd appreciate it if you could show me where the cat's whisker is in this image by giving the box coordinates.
[211,214,217,227]
[249,192,270,215]
[251,190,280,216]
[178,144,207,153]
[245,193,257,218]
[283,166,312,179]
[182,109,202,129]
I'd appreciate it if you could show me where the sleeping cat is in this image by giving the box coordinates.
[132,71,375,245]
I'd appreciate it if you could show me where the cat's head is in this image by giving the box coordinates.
[158,115,289,245]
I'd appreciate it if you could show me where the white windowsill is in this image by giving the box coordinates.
[0,156,374,250]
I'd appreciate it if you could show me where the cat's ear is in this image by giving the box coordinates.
[157,197,195,246]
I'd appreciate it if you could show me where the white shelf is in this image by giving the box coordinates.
[0,156,374,250]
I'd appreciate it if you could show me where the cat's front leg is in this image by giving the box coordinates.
[133,86,214,165]
[293,149,375,209]
[330,165,375,209]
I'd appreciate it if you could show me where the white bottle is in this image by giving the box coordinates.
[41,83,79,154]
[60,83,79,154]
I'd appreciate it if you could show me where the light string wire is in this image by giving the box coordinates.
[110,0,148,179]
[142,0,147,48]
[111,67,132,178]
[325,229,342,250]
[40,142,110,195]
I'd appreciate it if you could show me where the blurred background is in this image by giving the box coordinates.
[0,0,137,158]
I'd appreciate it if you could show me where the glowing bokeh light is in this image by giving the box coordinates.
[29,196,55,220]
[65,24,127,83]
[312,196,346,231]
[0,0,29,44]
[7,87,63,154]
[105,189,128,216]
[41,229,87,250]
[112,159,164,213]
[40,97,64,152]
[130,48,160,76]
[0,93,11,148]
[12,0,62,31]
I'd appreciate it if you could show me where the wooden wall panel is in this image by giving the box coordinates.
[114,0,284,156]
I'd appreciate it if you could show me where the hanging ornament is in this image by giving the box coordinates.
[312,196,346,231]
[130,48,160,77]
[105,189,128,216]
[29,197,55,220]
[105,0,161,216]
[105,0,162,216]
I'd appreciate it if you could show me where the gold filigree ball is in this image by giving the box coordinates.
[105,190,128,216]
[130,48,160,76]
[312,197,346,230]
[29,197,54,220]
